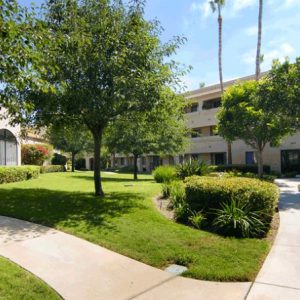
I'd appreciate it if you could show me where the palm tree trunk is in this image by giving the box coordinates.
[218,6,224,94]
[218,4,232,164]
[256,0,263,80]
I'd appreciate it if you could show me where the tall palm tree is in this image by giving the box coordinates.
[255,0,263,80]
[210,0,225,93]
[210,0,232,164]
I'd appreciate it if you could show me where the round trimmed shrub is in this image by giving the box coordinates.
[184,176,279,237]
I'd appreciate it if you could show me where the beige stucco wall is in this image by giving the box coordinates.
[0,108,21,166]
[107,73,300,174]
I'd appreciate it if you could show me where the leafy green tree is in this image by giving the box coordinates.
[47,123,93,172]
[258,58,300,130]
[218,80,291,177]
[105,89,188,180]
[2,0,186,196]
[0,0,52,111]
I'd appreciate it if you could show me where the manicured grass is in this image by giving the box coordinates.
[0,172,271,281]
[0,256,59,299]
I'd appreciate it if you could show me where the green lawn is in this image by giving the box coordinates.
[0,256,59,299]
[0,171,271,281]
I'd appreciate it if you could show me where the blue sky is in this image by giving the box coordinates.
[19,0,300,91]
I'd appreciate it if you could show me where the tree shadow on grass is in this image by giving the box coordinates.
[71,174,155,183]
[0,188,146,233]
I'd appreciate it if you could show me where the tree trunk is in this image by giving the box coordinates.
[133,154,138,181]
[218,9,224,94]
[257,149,264,178]
[227,142,232,165]
[256,0,263,80]
[71,152,76,172]
[218,6,232,164]
[93,130,104,196]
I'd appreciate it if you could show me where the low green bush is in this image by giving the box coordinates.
[176,160,211,179]
[214,164,271,174]
[0,166,40,184]
[184,176,279,237]
[51,153,67,165]
[118,166,135,173]
[40,165,66,174]
[283,171,298,178]
[153,166,177,183]
[225,171,276,182]
[75,158,86,170]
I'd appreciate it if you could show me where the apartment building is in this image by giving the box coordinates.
[101,74,300,174]
[0,108,21,166]
[0,108,50,166]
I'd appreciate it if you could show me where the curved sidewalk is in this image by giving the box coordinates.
[0,216,249,300]
[247,178,300,300]
[0,178,299,300]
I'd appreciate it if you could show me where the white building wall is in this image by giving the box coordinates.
[0,108,21,166]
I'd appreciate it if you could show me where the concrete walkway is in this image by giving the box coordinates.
[247,178,300,300]
[0,178,299,300]
[0,216,250,300]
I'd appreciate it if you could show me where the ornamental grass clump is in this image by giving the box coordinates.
[212,200,265,237]
[153,165,177,183]
[176,159,211,179]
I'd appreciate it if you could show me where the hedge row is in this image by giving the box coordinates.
[0,166,40,184]
[0,165,67,184]
[213,164,271,174]
[40,165,66,174]
[184,176,279,235]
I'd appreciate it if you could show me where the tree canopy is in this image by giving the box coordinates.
[105,88,188,180]
[2,0,187,195]
[218,79,292,176]
[258,58,300,131]
[0,0,53,119]
[47,123,93,172]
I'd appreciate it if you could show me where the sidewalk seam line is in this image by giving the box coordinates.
[127,275,178,300]
[255,281,300,291]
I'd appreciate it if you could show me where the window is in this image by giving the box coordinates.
[142,157,146,165]
[120,157,125,165]
[0,129,18,166]
[185,103,198,113]
[191,103,198,112]
[169,156,175,165]
[179,155,184,163]
[191,154,200,161]
[245,151,256,165]
[281,150,300,173]
[191,128,202,138]
[211,153,226,165]
[202,98,221,110]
